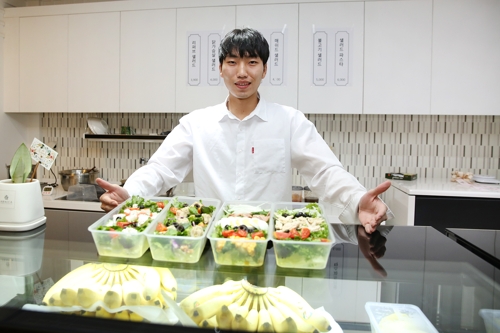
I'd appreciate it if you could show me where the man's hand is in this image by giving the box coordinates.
[96,178,130,212]
[358,180,391,234]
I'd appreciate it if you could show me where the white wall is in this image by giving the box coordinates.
[0,1,41,179]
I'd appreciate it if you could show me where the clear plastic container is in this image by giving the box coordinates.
[365,302,439,333]
[479,309,500,333]
[146,196,221,263]
[207,201,273,267]
[292,185,304,202]
[303,186,319,203]
[88,197,167,258]
[271,201,334,269]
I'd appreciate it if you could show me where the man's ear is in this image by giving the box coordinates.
[219,64,223,76]
[262,64,268,78]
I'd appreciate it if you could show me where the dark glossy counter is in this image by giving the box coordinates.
[447,228,500,270]
[1,222,500,333]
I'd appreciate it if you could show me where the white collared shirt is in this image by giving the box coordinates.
[124,97,368,224]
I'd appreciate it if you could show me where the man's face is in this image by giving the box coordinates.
[219,51,267,101]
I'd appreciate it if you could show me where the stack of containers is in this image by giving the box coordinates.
[88,197,169,258]
[207,201,273,267]
[145,196,221,263]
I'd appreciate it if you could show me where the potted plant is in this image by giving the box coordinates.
[0,143,45,231]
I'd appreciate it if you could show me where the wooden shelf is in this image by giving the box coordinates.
[84,133,167,142]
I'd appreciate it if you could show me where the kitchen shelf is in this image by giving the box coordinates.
[84,134,167,142]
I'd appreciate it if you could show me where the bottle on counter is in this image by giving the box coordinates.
[292,185,304,202]
[303,186,319,203]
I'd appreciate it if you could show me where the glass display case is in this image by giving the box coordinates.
[1,222,499,333]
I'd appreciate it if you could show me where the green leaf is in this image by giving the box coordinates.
[10,143,32,183]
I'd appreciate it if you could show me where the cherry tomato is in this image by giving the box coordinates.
[320,238,330,242]
[300,228,311,239]
[289,228,300,239]
[116,221,131,228]
[157,202,165,209]
[169,206,178,214]
[156,223,167,232]
[274,231,290,240]
[251,231,265,239]
[222,230,235,238]
[236,229,248,238]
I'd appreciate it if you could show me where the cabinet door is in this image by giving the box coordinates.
[431,0,500,115]
[19,15,68,113]
[120,9,176,113]
[68,12,120,113]
[68,211,104,243]
[44,209,69,242]
[364,1,432,115]
[4,17,20,113]
[176,7,235,113]
[236,4,298,109]
[298,2,364,114]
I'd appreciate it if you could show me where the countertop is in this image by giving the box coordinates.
[1,223,500,333]
[41,181,104,212]
[390,177,500,199]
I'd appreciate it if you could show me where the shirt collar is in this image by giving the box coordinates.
[218,94,269,122]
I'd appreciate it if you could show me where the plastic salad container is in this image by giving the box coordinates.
[365,302,439,333]
[146,196,221,263]
[207,201,272,266]
[88,196,169,258]
[271,202,334,269]
[479,309,500,333]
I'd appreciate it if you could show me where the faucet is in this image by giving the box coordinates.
[139,158,148,166]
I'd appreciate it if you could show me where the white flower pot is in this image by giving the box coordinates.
[0,179,46,231]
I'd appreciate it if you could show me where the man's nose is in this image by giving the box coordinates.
[236,63,248,77]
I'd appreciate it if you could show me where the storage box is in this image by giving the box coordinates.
[88,197,167,258]
[385,172,417,181]
[146,196,221,263]
[365,302,438,333]
[271,202,334,269]
[207,201,272,267]
[479,309,500,333]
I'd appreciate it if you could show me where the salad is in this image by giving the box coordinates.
[92,196,167,256]
[154,197,217,237]
[97,195,167,234]
[273,203,329,242]
[272,203,332,269]
[211,204,271,266]
[149,197,218,263]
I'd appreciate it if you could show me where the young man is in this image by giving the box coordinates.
[97,28,392,233]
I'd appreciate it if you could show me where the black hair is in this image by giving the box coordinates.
[219,28,270,65]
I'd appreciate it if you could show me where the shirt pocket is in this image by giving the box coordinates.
[252,139,285,174]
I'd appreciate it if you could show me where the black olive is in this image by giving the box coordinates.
[294,212,305,218]
[194,203,201,208]
[239,225,248,231]
[139,205,144,209]
[177,225,185,232]
[233,226,239,231]
[282,213,289,217]
[247,227,254,234]
[182,203,188,207]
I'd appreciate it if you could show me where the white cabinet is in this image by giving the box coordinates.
[298,2,364,114]
[431,0,500,115]
[236,4,298,109]
[68,12,120,113]
[364,1,432,115]
[4,17,20,113]
[20,15,68,113]
[175,7,235,113]
[120,9,176,113]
